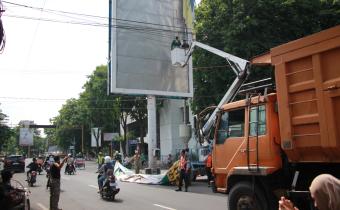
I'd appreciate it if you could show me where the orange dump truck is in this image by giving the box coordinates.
[210,25,340,210]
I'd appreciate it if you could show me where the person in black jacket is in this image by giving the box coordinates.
[26,158,39,180]
[49,155,68,210]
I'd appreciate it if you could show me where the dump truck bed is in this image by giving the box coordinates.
[270,25,340,162]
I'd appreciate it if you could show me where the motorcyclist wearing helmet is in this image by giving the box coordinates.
[97,156,114,192]
[65,153,75,174]
[26,157,39,180]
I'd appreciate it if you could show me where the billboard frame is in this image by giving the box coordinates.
[108,0,193,98]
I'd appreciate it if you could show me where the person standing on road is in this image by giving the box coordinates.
[175,150,189,192]
[50,155,68,210]
[133,150,141,174]
[167,154,173,168]
[204,151,213,187]
[97,152,104,169]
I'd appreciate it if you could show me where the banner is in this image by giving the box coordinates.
[103,132,119,141]
[91,128,101,147]
[19,128,34,146]
[183,0,195,30]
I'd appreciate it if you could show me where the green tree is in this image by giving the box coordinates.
[48,65,120,155]
[192,0,340,113]
[113,96,133,155]
[0,105,13,152]
[80,65,119,153]
[129,97,148,154]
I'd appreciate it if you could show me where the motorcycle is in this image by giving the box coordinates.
[65,164,76,175]
[98,172,120,201]
[9,179,31,210]
[27,171,37,187]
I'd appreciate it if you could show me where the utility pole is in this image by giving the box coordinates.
[81,124,84,153]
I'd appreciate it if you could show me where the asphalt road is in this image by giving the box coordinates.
[12,159,228,210]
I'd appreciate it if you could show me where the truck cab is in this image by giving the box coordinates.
[212,93,283,209]
[211,26,340,210]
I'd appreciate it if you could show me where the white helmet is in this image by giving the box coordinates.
[104,156,111,164]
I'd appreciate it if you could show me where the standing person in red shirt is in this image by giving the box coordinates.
[205,151,213,187]
[175,150,189,192]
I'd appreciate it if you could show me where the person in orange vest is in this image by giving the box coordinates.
[205,151,213,187]
[175,149,189,192]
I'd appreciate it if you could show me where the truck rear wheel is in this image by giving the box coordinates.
[228,182,268,210]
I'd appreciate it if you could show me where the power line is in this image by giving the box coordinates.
[3,1,193,32]
[4,14,190,41]
[0,93,228,102]
[24,0,47,73]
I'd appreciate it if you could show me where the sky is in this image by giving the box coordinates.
[0,0,108,126]
[0,0,200,128]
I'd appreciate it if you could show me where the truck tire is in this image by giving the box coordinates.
[228,182,268,210]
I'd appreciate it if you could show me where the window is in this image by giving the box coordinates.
[249,105,266,136]
[181,105,189,124]
[216,109,245,144]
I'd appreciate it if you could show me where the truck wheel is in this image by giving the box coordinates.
[228,182,268,210]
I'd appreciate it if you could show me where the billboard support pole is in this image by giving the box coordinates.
[107,0,112,95]
[147,95,157,170]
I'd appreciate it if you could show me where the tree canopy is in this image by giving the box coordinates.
[46,65,148,156]
[0,105,12,151]
[192,0,340,113]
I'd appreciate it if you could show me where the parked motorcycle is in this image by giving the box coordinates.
[10,179,31,210]
[98,172,120,201]
[27,171,37,187]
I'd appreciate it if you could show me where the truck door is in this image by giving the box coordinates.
[214,108,245,175]
[246,104,267,169]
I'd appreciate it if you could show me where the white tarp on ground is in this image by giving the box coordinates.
[113,162,166,185]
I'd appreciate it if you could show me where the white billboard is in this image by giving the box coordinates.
[91,128,102,147]
[19,128,33,146]
[103,132,119,141]
[109,0,194,98]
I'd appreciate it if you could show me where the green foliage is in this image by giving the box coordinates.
[47,65,120,153]
[0,105,13,152]
[192,0,340,113]
[1,126,45,156]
